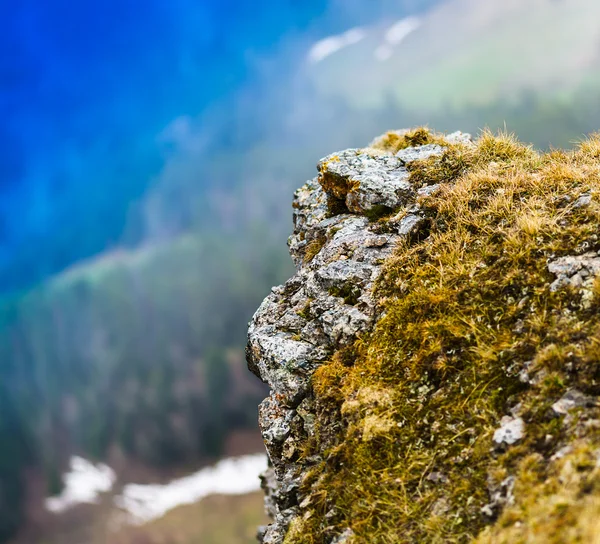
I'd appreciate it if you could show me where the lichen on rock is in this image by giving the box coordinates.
[247,127,600,543]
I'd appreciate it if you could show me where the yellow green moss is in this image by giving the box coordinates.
[328,284,361,305]
[370,127,448,154]
[286,130,600,543]
[317,154,352,211]
[297,300,313,320]
[319,128,457,217]
[475,440,600,544]
[304,235,327,263]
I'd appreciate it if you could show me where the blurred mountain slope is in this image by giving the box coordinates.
[0,0,439,293]
[306,0,600,111]
[11,490,266,544]
[0,227,292,540]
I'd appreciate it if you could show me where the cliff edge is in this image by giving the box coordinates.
[247,127,600,543]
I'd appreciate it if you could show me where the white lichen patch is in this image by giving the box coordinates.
[493,416,525,446]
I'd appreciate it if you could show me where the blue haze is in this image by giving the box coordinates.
[0,1,324,289]
[0,0,435,292]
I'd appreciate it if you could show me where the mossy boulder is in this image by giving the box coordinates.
[247,127,600,543]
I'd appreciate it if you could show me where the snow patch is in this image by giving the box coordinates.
[385,17,421,45]
[115,453,268,524]
[375,17,421,62]
[45,456,116,513]
[308,28,366,63]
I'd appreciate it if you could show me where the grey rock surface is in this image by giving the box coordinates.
[246,131,465,543]
[395,143,445,163]
[573,192,592,208]
[547,252,600,292]
[548,251,600,308]
[493,416,525,446]
[445,130,473,146]
[330,528,356,543]
[481,475,516,518]
[317,149,412,214]
[552,389,596,415]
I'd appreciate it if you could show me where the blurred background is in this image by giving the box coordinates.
[2,0,600,542]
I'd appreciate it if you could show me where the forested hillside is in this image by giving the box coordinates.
[0,230,291,539]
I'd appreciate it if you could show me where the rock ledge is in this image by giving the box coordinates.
[246,133,467,543]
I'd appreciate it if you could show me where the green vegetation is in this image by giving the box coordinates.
[286,129,600,542]
[110,492,267,544]
[328,284,361,306]
[0,229,291,540]
[11,490,267,544]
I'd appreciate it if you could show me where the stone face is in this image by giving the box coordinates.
[330,528,356,543]
[547,252,600,292]
[444,131,473,146]
[573,192,592,208]
[395,143,445,163]
[317,149,412,214]
[246,133,460,543]
[547,252,600,308]
[552,389,596,415]
[481,475,516,518]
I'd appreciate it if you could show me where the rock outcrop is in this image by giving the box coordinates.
[247,128,600,543]
[247,130,468,543]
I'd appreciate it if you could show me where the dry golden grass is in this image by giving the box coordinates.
[370,127,448,153]
[286,129,600,543]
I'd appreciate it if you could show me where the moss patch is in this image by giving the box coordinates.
[304,235,327,263]
[286,130,600,543]
[318,154,355,206]
[476,441,600,544]
[370,127,449,154]
[328,284,361,306]
[362,204,395,223]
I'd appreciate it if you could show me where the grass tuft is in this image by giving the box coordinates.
[370,127,448,154]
